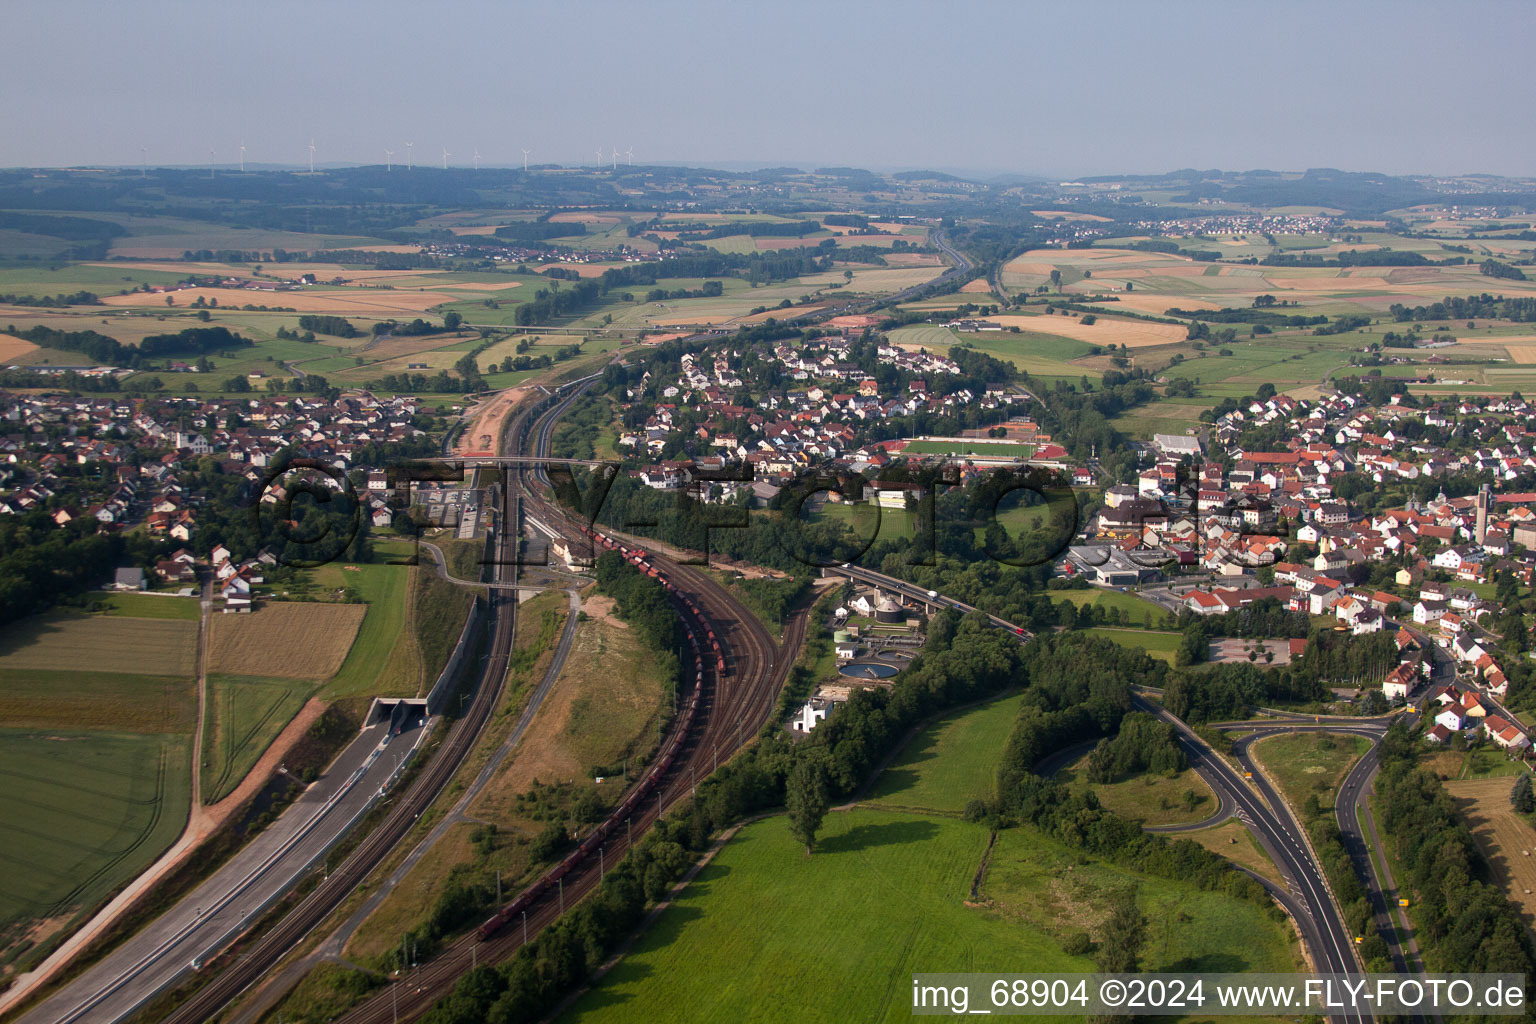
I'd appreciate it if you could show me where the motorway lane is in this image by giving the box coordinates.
[1144,700,1370,1024]
[19,717,426,1024]
[226,589,585,1024]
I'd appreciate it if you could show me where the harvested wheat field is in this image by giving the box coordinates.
[960,279,995,293]
[1030,210,1113,222]
[1445,775,1536,923]
[993,313,1188,347]
[1109,293,1217,314]
[0,333,40,362]
[1503,343,1536,363]
[0,612,196,676]
[883,252,945,267]
[101,286,457,315]
[206,602,365,680]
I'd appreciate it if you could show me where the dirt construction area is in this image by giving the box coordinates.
[456,386,534,454]
[1445,774,1536,924]
[206,602,365,680]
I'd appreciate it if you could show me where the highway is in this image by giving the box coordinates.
[146,479,528,1024]
[16,717,427,1024]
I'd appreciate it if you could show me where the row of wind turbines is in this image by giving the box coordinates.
[381,144,636,172]
[156,142,637,175]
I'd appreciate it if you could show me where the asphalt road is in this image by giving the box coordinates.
[1140,698,1369,1024]
[20,717,426,1024]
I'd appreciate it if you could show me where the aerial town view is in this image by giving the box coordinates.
[3,2,1536,1022]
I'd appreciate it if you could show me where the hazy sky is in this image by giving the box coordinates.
[5,0,1533,177]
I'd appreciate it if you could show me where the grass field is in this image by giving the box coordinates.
[1250,732,1370,812]
[1177,821,1289,888]
[307,551,416,700]
[1081,627,1182,663]
[867,692,1025,812]
[0,669,195,734]
[566,815,1296,1023]
[206,602,366,680]
[0,610,197,676]
[1058,757,1217,827]
[0,731,191,974]
[559,604,672,775]
[90,592,202,620]
[346,592,575,963]
[1052,588,1173,627]
[200,674,315,803]
[809,500,1071,560]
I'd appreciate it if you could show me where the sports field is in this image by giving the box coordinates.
[1051,588,1173,627]
[901,439,1036,459]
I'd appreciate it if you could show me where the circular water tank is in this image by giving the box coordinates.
[874,594,904,624]
[833,629,851,644]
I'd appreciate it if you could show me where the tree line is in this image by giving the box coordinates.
[6,323,250,368]
[1389,293,1536,323]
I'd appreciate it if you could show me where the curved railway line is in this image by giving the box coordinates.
[327,381,803,1024]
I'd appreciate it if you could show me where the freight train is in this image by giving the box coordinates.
[475,524,715,942]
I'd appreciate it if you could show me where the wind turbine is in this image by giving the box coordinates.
[406,141,414,170]
[441,146,450,170]
[473,147,480,171]
[239,140,246,172]
[385,148,393,171]
[308,138,315,173]
[611,146,618,171]
[209,148,216,179]
[595,146,603,167]
[625,147,634,167]
[521,148,531,172]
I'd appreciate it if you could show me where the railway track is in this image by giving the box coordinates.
[331,382,801,1024]
[154,487,523,1024]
